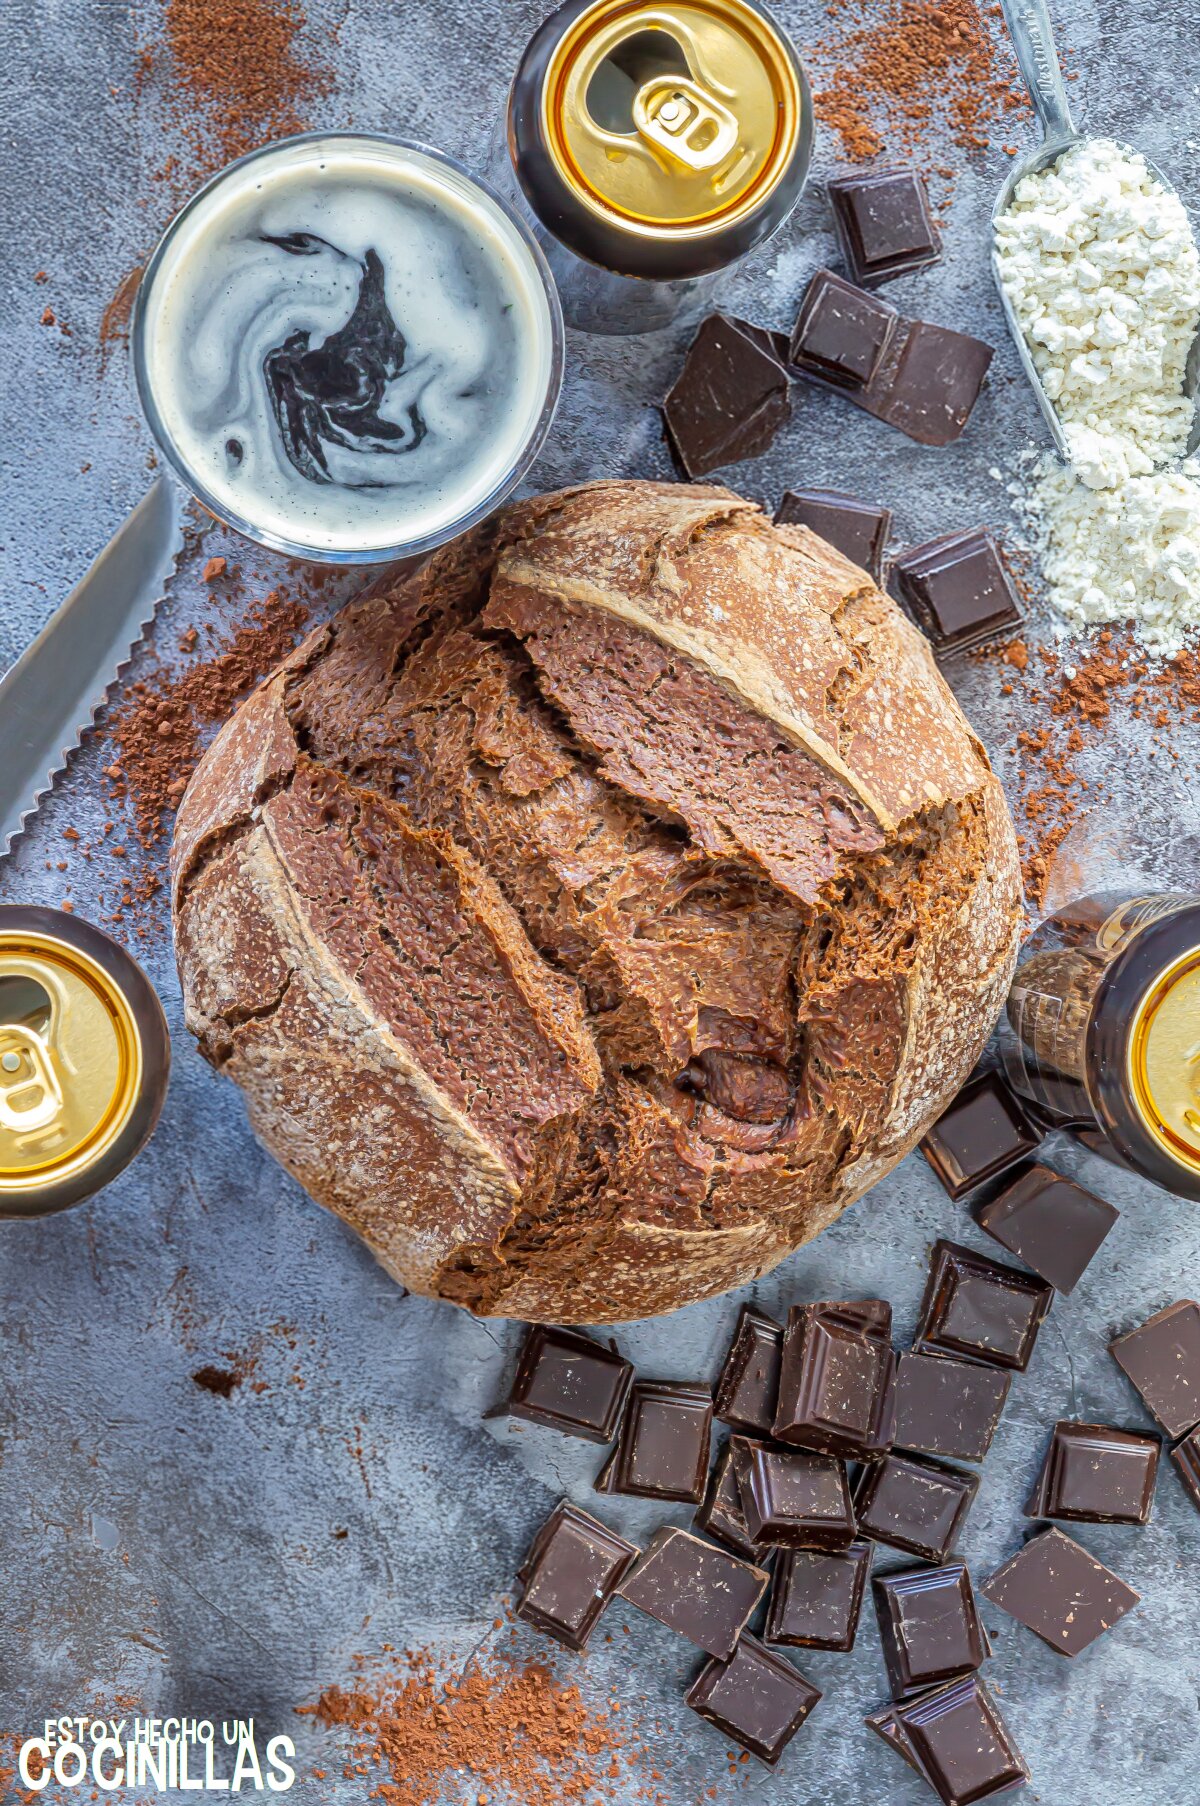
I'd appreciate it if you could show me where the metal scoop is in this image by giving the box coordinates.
[991,0,1200,457]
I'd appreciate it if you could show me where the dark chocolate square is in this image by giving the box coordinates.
[919,1071,1042,1200]
[765,1542,871,1650]
[686,1636,822,1766]
[602,1380,713,1502]
[982,1526,1139,1657]
[1024,1421,1160,1524]
[873,1562,987,1698]
[915,1240,1054,1372]
[663,313,791,478]
[714,1303,783,1435]
[1109,1300,1200,1438]
[896,1674,1028,1804]
[773,1301,895,1458]
[892,530,1023,656]
[788,268,898,389]
[894,1351,1011,1463]
[515,1501,638,1650]
[506,1325,634,1443]
[976,1163,1118,1294]
[731,1436,856,1549]
[773,488,892,581]
[853,1451,978,1562]
[876,322,993,447]
[617,1527,768,1659]
[1171,1424,1200,1510]
[829,165,941,287]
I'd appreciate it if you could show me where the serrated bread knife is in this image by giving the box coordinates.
[0,478,187,858]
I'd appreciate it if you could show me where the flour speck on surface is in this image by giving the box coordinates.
[996,138,1200,651]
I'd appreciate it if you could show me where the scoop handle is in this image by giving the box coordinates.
[999,0,1076,143]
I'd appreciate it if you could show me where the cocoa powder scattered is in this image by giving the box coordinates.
[98,265,143,372]
[812,0,1028,162]
[138,0,330,189]
[1000,627,1200,903]
[303,1639,676,1806]
[102,584,308,859]
[0,1733,40,1806]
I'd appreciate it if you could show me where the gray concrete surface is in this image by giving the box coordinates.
[1,0,1199,1800]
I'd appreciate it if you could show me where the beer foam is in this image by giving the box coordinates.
[138,138,558,556]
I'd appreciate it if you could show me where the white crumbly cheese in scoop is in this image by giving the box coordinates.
[995,138,1200,651]
[1026,458,1200,646]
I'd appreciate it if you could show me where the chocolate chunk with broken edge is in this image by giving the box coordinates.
[854,1451,979,1562]
[896,1673,1028,1805]
[774,487,892,581]
[981,1525,1139,1657]
[1171,1424,1200,1510]
[892,530,1024,656]
[915,1239,1054,1373]
[731,1436,856,1549]
[788,267,898,388]
[829,164,941,287]
[601,1379,713,1502]
[1023,1421,1159,1525]
[725,315,791,368]
[919,1070,1041,1200]
[663,313,791,479]
[773,1300,896,1458]
[617,1526,768,1659]
[685,1635,822,1766]
[865,1700,921,1773]
[1109,1299,1200,1438]
[695,1441,774,1561]
[894,1351,1011,1463]
[765,1542,871,1650]
[506,1324,633,1442]
[515,1500,638,1650]
[976,1163,1118,1294]
[873,1562,988,1698]
[714,1303,783,1435]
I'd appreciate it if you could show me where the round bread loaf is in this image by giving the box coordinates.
[171,481,1022,1321]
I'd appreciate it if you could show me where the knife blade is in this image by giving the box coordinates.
[0,477,187,857]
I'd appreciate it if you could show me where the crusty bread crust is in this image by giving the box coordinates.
[171,481,1022,1321]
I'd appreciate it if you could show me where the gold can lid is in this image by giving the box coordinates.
[1128,944,1200,1177]
[541,0,802,240]
[0,929,143,1197]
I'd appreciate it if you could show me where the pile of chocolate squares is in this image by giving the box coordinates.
[661,164,1028,659]
[506,1063,1195,1801]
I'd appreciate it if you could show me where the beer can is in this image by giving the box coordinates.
[1000,892,1200,1200]
[0,907,170,1219]
[502,0,813,333]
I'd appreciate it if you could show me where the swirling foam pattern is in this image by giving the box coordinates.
[141,142,555,555]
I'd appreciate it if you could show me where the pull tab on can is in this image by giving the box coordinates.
[632,76,739,171]
[0,1000,66,1138]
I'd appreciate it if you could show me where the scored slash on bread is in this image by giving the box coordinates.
[170,480,1022,1322]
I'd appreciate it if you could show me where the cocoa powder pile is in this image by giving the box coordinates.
[102,584,308,857]
[303,1640,683,1806]
[139,0,330,185]
[812,0,1028,162]
[67,582,313,935]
